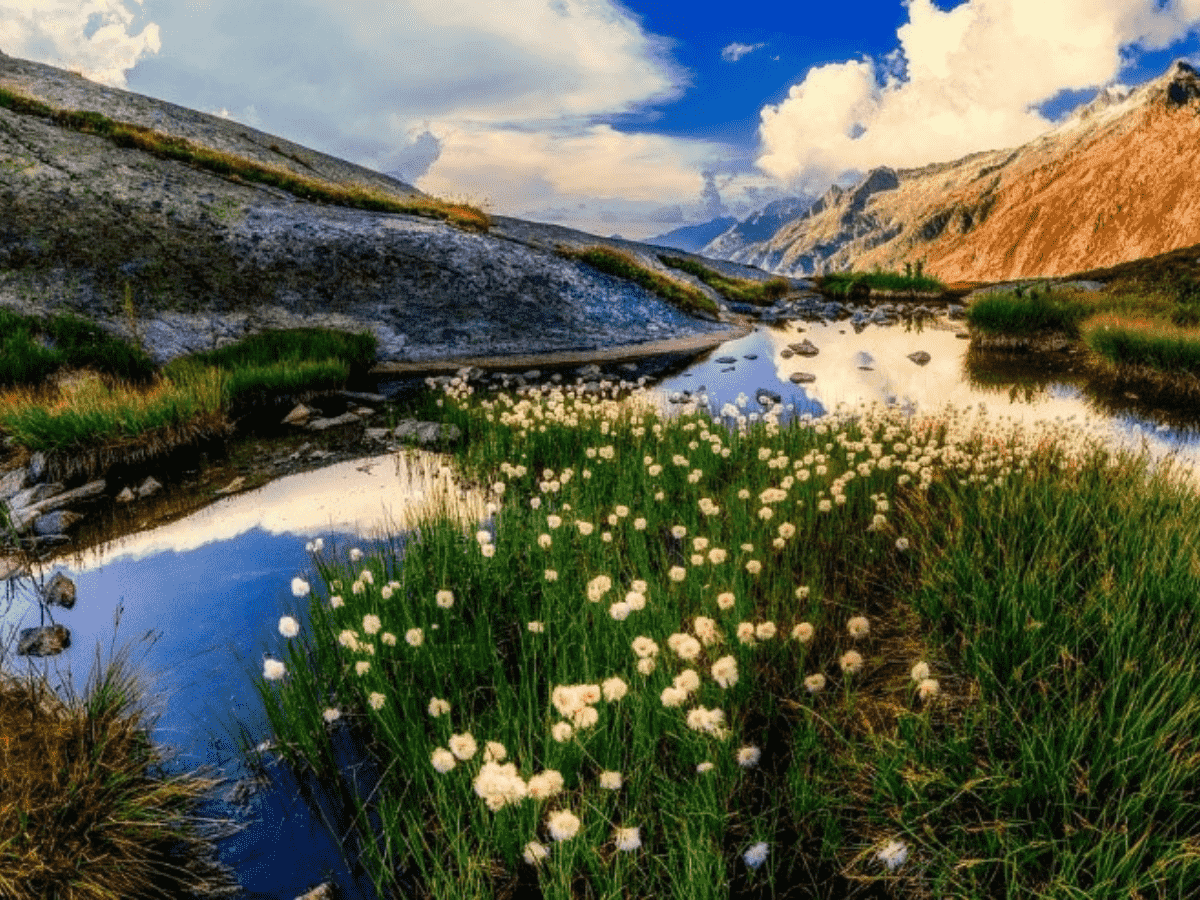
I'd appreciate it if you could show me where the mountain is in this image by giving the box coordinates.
[707,60,1200,283]
[701,195,815,261]
[645,216,736,253]
[0,50,777,364]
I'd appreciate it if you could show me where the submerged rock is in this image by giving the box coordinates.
[789,372,817,384]
[307,412,360,431]
[907,351,932,366]
[137,476,163,498]
[33,510,82,536]
[392,420,462,445]
[282,403,314,426]
[44,571,76,609]
[790,339,820,357]
[18,624,71,657]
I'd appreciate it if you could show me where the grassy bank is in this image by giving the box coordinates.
[0,308,157,387]
[0,85,489,232]
[818,269,945,299]
[558,247,719,318]
[965,284,1094,335]
[0,633,238,899]
[0,324,376,461]
[252,380,1200,898]
[1082,314,1200,375]
[657,256,790,306]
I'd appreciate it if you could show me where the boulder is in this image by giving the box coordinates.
[392,420,462,445]
[364,428,391,442]
[338,390,387,404]
[116,486,136,503]
[0,467,28,501]
[18,624,71,657]
[306,412,360,431]
[907,351,932,366]
[27,451,47,484]
[9,483,65,510]
[136,476,163,498]
[33,510,83,536]
[44,571,76,609]
[282,403,314,426]
[350,406,376,418]
[789,372,817,384]
[789,339,820,356]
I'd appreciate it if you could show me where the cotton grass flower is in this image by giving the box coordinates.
[602,676,628,702]
[839,650,864,675]
[428,697,451,717]
[673,669,701,695]
[708,547,728,564]
[755,622,777,640]
[632,636,660,658]
[278,616,300,638]
[693,616,720,645]
[526,770,564,800]
[431,748,456,773]
[523,841,549,865]
[710,655,738,688]
[405,628,424,647]
[527,620,545,633]
[911,661,931,682]
[572,705,599,729]
[667,633,702,661]
[696,761,715,773]
[624,590,646,610]
[736,622,756,645]
[363,614,382,635]
[686,706,728,737]
[876,839,908,871]
[637,657,657,675]
[263,658,286,680]
[436,590,455,608]
[668,566,687,582]
[355,661,371,676]
[449,733,478,760]
[743,841,769,869]
[330,595,344,608]
[717,591,735,610]
[368,692,385,710]
[291,577,310,598]
[544,569,559,582]
[552,721,574,742]
[546,809,581,841]
[660,686,688,708]
[613,825,641,851]
[349,548,363,562]
[745,560,762,575]
[896,536,910,551]
[598,770,623,790]
[609,601,631,621]
[737,745,761,768]
[792,622,814,643]
[804,673,826,693]
[671,525,687,539]
[794,585,810,600]
[846,616,870,639]
[917,678,941,701]
[381,631,396,646]
[322,707,341,724]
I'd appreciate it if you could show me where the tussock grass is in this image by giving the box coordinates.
[818,269,945,299]
[1083,314,1200,374]
[966,285,1094,335]
[559,246,719,317]
[0,633,239,899]
[657,256,790,306]
[251,377,1200,898]
[0,309,155,387]
[0,86,489,232]
[0,369,225,454]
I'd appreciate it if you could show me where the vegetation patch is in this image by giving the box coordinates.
[0,308,156,388]
[657,255,790,306]
[817,266,945,299]
[0,638,237,899]
[1083,314,1200,374]
[966,284,1093,335]
[0,85,489,232]
[559,246,718,318]
[248,380,1200,898]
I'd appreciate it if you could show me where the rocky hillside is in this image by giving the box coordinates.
[0,51,778,365]
[707,60,1200,283]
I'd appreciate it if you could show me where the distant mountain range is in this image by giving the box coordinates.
[699,60,1200,283]
[645,217,737,253]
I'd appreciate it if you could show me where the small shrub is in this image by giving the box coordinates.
[658,255,791,306]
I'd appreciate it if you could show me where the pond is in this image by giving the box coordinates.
[3,312,1199,899]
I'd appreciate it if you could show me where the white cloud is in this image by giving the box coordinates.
[722,42,765,63]
[757,0,1200,193]
[0,0,160,87]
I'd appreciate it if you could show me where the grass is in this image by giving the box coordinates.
[1082,314,1200,374]
[817,269,945,299]
[0,622,238,899]
[0,309,156,388]
[0,326,375,457]
[558,247,719,318]
[966,284,1095,335]
[248,377,1200,899]
[0,85,490,232]
[657,256,790,306]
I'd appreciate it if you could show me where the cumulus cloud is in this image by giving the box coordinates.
[722,42,765,63]
[0,0,161,86]
[757,0,1200,193]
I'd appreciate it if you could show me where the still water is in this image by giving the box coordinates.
[3,315,1198,899]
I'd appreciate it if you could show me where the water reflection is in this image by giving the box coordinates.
[653,318,1200,471]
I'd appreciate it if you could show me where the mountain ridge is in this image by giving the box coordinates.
[705,60,1200,283]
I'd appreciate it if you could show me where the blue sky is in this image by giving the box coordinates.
[4,1,1200,239]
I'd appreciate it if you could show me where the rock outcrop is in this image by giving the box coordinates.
[0,52,774,366]
[704,60,1200,283]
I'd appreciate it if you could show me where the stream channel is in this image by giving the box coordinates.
[3,314,1199,899]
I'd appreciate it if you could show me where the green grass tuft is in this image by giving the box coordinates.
[657,255,790,306]
[560,246,719,317]
[1083,314,1200,374]
[966,286,1093,335]
[818,269,945,299]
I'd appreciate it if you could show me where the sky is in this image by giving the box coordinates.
[3,1,1200,240]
